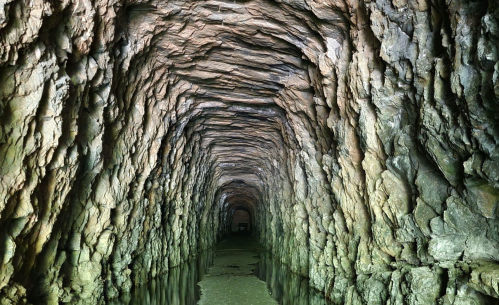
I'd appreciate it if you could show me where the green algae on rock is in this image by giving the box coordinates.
[0,0,498,304]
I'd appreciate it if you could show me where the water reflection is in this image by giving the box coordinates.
[109,251,213,305]
[254,252,332,305]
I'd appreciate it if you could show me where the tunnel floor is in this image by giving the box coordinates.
[109,234,333,304]
[198,233,277,305]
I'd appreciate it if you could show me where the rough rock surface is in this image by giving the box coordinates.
[0,0,498,304]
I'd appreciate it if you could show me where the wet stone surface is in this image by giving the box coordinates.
[198,233,277,305]
[108,251,213,305]
[255,252,332,305]
[1,0,498,303]
[105,234,332,305]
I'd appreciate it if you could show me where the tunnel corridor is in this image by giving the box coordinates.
[0,0,499,304]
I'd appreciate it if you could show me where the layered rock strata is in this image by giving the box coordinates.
[0,0,498,304]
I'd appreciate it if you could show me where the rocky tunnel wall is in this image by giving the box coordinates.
[0,0,498,304]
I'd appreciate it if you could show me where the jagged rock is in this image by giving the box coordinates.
[0,0,498,304]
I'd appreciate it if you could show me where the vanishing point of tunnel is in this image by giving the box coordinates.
[0,0,499,304]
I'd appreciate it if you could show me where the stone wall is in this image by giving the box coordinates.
[0,0,498,304]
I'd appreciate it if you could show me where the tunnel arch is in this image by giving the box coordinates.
[229,207,253,232]
[0,0,498,304]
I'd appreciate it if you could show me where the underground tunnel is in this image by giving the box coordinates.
[0,0,499,304]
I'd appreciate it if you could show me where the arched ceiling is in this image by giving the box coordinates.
[115,0,344,215]
[2,0,498,303]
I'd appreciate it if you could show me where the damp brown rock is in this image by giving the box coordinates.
[0,0,498,304]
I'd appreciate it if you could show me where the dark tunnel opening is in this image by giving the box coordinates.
[0,0,498,304]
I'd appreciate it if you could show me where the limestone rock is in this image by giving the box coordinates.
[0,0,498,304]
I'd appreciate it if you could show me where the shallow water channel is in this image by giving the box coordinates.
[110,234,331,305]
